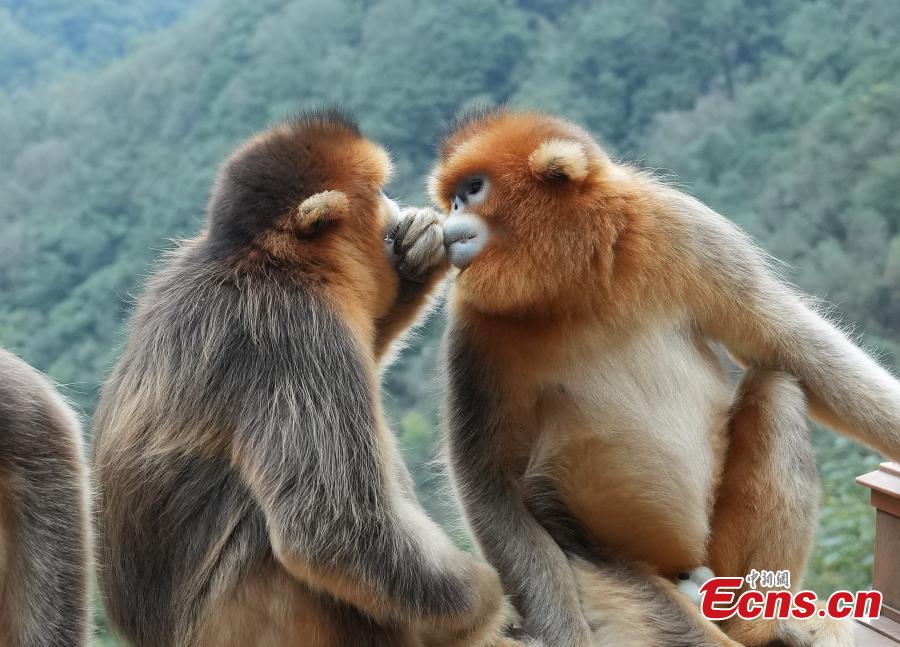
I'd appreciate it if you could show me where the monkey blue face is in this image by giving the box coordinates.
[443,174,491,269]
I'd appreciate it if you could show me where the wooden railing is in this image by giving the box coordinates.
[854,462,900,645]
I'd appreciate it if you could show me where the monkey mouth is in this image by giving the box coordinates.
[444,229,478,246]
[443,214,489,270]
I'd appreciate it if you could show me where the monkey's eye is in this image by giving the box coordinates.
[451,174,489,212]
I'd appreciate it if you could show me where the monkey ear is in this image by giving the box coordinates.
[371,145,394,185]
[293,190,350,236]
[528,138,590,182]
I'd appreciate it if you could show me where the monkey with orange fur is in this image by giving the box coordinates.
[94,108,521,647]
[432,108,900,647]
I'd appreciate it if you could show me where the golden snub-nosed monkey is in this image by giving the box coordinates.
[433,107,897,647]
[94,107,520,647]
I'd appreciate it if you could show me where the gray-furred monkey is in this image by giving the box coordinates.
[93,109,518,647]
[433,108,900,647]
[0,348,91,646]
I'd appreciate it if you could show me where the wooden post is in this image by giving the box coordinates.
[855,462,900,643]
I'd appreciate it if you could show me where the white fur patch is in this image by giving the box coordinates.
[676,566,715,606]
[528,138,590,182]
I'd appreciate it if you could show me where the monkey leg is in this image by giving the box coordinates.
[260,486,511,647]
[188,535,516,647]
[707,368,854,646]
[521,474,740,646]
[195,562,423,647]
[569,557,742,647]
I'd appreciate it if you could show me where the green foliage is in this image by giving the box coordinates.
[0,0,201,90]
[0,2,897,643]
[806,430,876,594]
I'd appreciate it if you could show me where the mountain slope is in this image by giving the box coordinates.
[1,0,896,605]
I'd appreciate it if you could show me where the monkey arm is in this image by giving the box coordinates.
[450,476,593,647]
[228,307,502,636]
[678,194,900,460]
[375,207,449,360]
[374,269,447,360]
[444,324,595,647]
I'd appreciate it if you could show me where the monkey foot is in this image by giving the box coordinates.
[676,566,716,605]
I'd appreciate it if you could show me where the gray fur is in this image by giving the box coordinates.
[0,349,91,647]
[668,187,900,462]
[93,237,491,645]
[94,111,509,646]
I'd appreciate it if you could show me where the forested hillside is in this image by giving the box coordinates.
[0,0,204,89]
[1,2,897,641]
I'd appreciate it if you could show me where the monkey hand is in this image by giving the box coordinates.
[418,557,515,647]
[385,207,448,283]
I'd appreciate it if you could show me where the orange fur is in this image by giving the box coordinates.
[94,112,514,647]
[430,111,694,321]
[214,121,406,359]
[435,108,869,647]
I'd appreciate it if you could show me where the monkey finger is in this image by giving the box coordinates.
[383,213,420,265]
[390,216,416,257]
[397,222,447,280]
[393,208,440,254]
[391,208,446,279]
